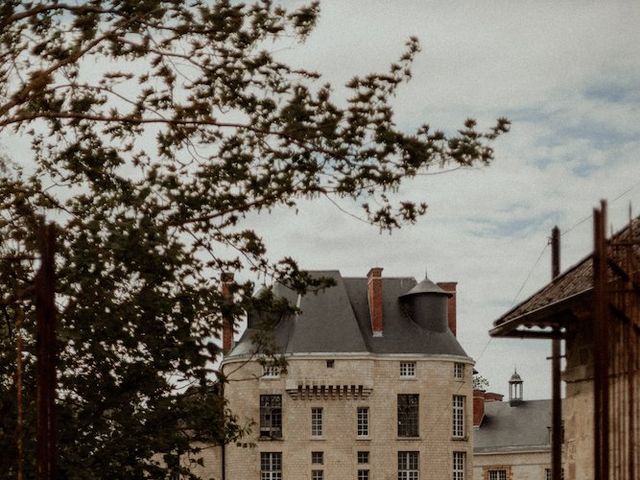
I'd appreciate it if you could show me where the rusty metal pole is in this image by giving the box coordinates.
[551,226,563,480]
[593,201,609,480]
[15,304,24,480]
[35,223,57,480]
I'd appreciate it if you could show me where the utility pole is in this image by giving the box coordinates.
[550,226,563,480]
[35,222,57,480]
[15,303,24,480]
[593,201,609,480]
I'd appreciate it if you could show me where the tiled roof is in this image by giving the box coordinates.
[474,399,552,452]
[226,270,469,358]
[494,216,640,327]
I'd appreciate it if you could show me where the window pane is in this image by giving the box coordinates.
[260,452,282,480]
[357,451,369,464]
[400,362,416,377]
[398,394,419,437]
[454,362,464,379]
[357,407,369,436]
[453,452,465,480]
[260,395,282,438]
[311,407,323,436]
[452,395,465,438]
[263,365,280,378]
[488,470,506,480]
[398,451,419,480]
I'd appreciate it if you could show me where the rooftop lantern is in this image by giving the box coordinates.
[509,369,524,406]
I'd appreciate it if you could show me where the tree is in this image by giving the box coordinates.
[0,1,509,478]
[473,374,490,391]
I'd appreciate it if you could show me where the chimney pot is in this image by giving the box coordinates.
[367,267,384,336]
[221,273,234,354]
[437,282,457,336]
[473,389,486,427]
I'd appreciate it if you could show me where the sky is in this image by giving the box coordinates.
[241,0,640,399]
[3,1,640,400]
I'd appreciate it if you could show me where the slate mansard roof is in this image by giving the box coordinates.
[227,270,468,359]
[474,399,552,453]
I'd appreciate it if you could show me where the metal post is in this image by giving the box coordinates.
[551,226,563,480]
[593,201,609,480]
[16,304,24,480]
[35,223,57,480]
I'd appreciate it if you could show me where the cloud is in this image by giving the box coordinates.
[3,0,640,399]
[242,0,640,399]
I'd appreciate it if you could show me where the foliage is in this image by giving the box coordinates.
[473,374,490,391]
[0,1,508,478]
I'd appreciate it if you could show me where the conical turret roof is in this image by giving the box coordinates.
[399,271,452,298]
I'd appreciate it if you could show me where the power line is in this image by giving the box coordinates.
[509,241,549,308]
[562,176,640,238]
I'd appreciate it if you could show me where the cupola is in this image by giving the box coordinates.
[399,270,452,332]
[509,369,524,406]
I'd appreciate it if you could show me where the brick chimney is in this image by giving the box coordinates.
[437,282,457,336]
[367,267,384,336]
[221,272,234,354]
[473,389,486,428]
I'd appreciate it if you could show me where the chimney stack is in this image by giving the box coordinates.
[367,267,384,336]
[473,390,486,428]
[437,282,457,336]
[221,272,234,354]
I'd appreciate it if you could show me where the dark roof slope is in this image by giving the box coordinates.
[474,400,552,453]
[227,270,468,358]
[494,216,640,327]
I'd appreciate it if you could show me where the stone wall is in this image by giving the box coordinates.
[222,354,474,480]
[563,325,594,480]
[473,450,550,480]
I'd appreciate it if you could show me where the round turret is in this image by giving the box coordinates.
[399,272,452,332]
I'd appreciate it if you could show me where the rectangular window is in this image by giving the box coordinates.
[357,451,369,464]
[311,451,323,465]
[357,407,369,437]
[453,452,465,480]
[263,365,280,378]
[260,452,282,480]
[452,395,465,438]
[545,468,564,480]
[398,394,419,437]
[488,470,506,480]
[400,362,416,378]
[311,407,323,437]
[398,451,419,480]
[326,359,335,368]
[260,395,282,439]
[311,470,323,480]
[454,362,464,379]
[358,470,370,480]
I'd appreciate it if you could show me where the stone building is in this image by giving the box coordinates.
[473,373,556,480]
[219,268,474,480]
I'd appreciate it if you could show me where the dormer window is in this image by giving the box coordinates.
[400,362,416,378]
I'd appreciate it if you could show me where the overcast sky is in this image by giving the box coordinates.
[3,1,640,400]
[245,0,640,399]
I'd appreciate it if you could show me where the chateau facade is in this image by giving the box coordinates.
[220,268,474,480]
